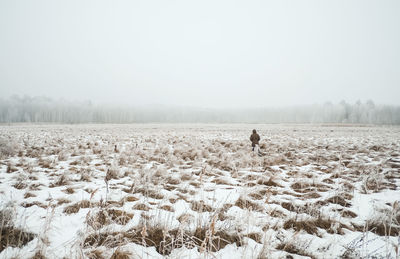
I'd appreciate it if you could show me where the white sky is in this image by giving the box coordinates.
[0,0,399,108]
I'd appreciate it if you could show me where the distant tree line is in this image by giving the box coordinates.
[0,95,399,124]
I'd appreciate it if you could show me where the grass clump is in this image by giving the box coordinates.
[276,242,316,259]
[0,208,36,252]
[283,217,346,236]
[63,200,92,214]
[235,197,264,212]
[83,224,246,255]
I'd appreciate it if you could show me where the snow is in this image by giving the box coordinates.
[0,124,399,258]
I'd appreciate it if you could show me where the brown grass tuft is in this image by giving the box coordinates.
[249,192,264,200]
[124,196,139,202]
[181,173,192,181]
[132,203,150,211]
[302,192,321,199]
[235,197,264,211]
[13,181,27,190]
[21,201,47,209]
[281,202,298,212]
[160,205,175,212]
[283,217,346,236]
[63,200,92,214]
[178,213,195,224]
[50,174,69,187]
[244,232,262,243]
[146,189,164,200]
[341,210,357,218]
[29,183,43,191]
[191,201,213,212]
[325,195,351,207]
[86,249,105,259]
[63,187,75,194]
[257,177,281,187]
[213,177,232,185]
[291,181,331,193]
[353,220,400,237]
[107,209,134,225]
[0,226,35,252]
[189,181,200,187]
[166,176,180,185]
[31,250,46,259]
[276,242,315,259]
[110,249,131,259]
[83,223,247,255]
[24,192,36,199]
[269,209,287,218]
[57,198,70,205]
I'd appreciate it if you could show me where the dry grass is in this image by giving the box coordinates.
[269,208,287,218]
[166,176,180,185]
[160,205,174,212]
[110,249,131,259]
[257,177,281,187]
[13,181,27,190]
[0,209,36,252]
[86,249,105,259]
[31,251,47,259]
[63,200,92,214]
[63,187,75,194]
[57,198,70,205]
[291,181,331,193]
[107,209,134,225]
[281,202,299,213]
[83,224,246,255]
[324,195,352,207]
[132,203,150,211]
[124,196,139,202]
[50,174,70,187]
[302,191,321,199]
[106,167,120,181]
[353,219,400,237]
[276,242,315,259]
[0,227,36,252]
[146,189,164,200]
[21,201,47,209]
[235,197,264,212]
[341,210,358,218]
[283,217,346,236]
[86,209,107,230]
[181,173,192,181]
[191,201,213,212]
[38,158,53,169]
[86,208,134,229]
[24,192,37,199]
[213,177,232,185]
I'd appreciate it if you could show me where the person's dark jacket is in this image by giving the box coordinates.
[250,131,260,147]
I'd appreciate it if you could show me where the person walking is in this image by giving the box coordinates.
[250,129,260,152]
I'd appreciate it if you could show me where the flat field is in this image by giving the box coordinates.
[0,124,399,258]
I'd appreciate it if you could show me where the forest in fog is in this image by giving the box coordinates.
[0,95,399,124]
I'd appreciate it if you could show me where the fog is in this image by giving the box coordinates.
[1,0,400,109]
[1,95,399,124]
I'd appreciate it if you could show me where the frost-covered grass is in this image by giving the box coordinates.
[0,124,399,258]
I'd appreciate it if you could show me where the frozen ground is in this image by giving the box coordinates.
[0,124,399,259]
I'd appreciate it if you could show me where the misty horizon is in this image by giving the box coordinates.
[2,93,399,110]
[1,94,399,124]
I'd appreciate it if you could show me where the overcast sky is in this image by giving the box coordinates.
[0,0,399,108]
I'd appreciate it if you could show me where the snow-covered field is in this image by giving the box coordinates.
[0,124,399,259]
